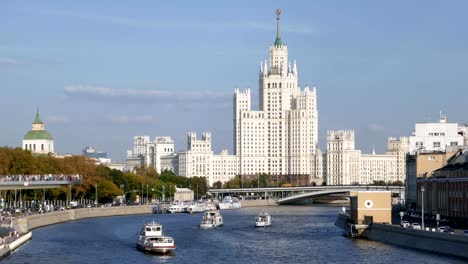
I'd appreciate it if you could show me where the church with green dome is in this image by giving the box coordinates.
[22,109,55,154]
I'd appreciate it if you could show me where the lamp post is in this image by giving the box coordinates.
[421,185,425,230]
[146,184,148,204]
[94,183,98,205]
[162,185,165,203]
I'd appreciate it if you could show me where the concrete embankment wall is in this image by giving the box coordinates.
[367,223,468,259]
[0,232,32,260]
[241,199,277,207]
[0,206,152,260]
[12,205,153,233]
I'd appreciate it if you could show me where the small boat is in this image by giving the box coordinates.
[200,210,224,229]
[218,196,241,210]
[186,203,206,214]
[136,221,176,254]
[168,203,187,213]
[255,212,272,227]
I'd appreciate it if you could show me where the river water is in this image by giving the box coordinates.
[3,206,464,264]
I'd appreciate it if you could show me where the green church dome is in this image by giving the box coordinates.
[23,130,53,140]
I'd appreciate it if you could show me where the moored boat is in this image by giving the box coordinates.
[186,203,206,214]
[168,203,188,213]
[200,210,224,229]
[218,196,241,210]
[136,221,176,254]
[255,212,272,227]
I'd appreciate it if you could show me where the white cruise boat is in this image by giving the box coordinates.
[186,203,206,214]
[255,212,272,227]
[200,210,224,229]
[218,196,241,210]
[168,203,188,213]
[136,221,176,254]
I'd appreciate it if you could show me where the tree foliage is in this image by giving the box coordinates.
[0,147,208,202]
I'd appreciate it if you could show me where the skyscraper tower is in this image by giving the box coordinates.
[234,9,318,182]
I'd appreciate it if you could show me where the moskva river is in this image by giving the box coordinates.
[3,206,464,264]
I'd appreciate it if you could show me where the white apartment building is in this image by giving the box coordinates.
[326,130,361,185]
[178,132,237,186]
[126,136,174,173]
[234,9,318,180]
[409,114,464,154]
[325,130,405,185]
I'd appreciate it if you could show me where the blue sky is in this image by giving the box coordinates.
[1,1,468,161]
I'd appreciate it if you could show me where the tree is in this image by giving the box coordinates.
[212,181,222,189]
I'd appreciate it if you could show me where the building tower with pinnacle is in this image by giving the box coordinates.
[234,9,318,183]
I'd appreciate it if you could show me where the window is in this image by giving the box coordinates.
[416,142,423,148]
[433,142,441,148]
[428,156,435,161]
[450,141,458,146]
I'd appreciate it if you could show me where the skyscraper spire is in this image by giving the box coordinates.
[274,9,282,46]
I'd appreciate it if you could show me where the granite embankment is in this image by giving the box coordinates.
[366,223,468,259]
[241,199,277,207]
[0,206,153,259]
[12,205,153,233]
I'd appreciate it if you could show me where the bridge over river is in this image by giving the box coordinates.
[209,185,405,205]
[0,175,82,191]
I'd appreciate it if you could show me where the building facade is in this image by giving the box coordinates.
[325,130,405,186]
[409,114,464,154]
[234,9,318,181]
[22,110,55,154]
[416,150,468,221]
[82,146,108,159]
[405,150,457,209]
[326,130,361,185]
[126,136,174,173]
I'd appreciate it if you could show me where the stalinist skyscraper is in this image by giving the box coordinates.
[234,9,318,182]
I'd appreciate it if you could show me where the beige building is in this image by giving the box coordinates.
[173,187,194,201]
[405,150,456,208]
[350,191,392,225]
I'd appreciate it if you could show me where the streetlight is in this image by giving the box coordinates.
[146,184,148,204]
[421,185,425,230]
[94,183,98,205]
[162,185,165,203]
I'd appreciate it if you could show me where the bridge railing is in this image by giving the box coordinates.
[0,174,82,182]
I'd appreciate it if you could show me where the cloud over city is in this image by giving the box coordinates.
[109,115,154,125]
[0,58,19,66]
[367,123,386,132]
[63,85,232,105]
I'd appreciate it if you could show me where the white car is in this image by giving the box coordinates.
[411,223,421,230]
[401,221,410,228]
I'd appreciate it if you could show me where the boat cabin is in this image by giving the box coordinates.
[141,222,163,237]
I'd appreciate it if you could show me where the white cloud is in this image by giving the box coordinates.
[109,115,153,125]
[45,115,71,124]
[64,85,231,104]
[368,123,385,132]
[0,58,19,66]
